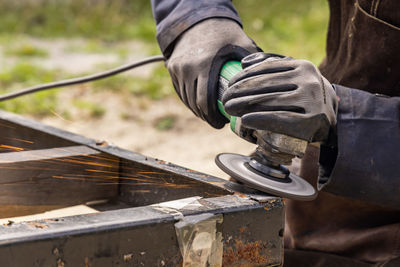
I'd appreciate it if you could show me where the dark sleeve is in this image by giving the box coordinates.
[150,0,242,57]
[318,84,400,209]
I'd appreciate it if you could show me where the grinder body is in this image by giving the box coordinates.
[216,60,317,200]
[218,60,308,165]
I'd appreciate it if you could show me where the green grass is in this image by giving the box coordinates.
[0,0,328,62]
[0,0,329,117]
[5,43,48,58]
[73,100,106,118]
[236,0,329,64]
[0,63,60,116]
[0,0,156,43]
[0,63,57,87]
[154,115,177,131]
[93,65,173,100]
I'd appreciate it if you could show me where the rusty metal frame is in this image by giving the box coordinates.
[0,110,284,266]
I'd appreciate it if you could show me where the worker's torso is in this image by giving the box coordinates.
[285,0,400,264]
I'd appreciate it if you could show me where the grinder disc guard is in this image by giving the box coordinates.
[216,153,317,200]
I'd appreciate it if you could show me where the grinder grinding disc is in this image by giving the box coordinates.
[215,153,317,200]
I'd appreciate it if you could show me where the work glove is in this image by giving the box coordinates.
[222,52,338,143]
[166,18,260,129]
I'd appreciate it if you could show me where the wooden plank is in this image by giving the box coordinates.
[0,146,119,210]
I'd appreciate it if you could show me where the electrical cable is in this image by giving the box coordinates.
[0,55,165,102]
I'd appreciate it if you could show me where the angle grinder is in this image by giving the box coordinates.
[215,53,317,200]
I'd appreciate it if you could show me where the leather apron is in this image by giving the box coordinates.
[284,0,400,266]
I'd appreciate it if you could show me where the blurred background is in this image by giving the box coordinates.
[0,0,329,178]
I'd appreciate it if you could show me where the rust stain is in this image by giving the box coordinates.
[57,258,65,267]
[53,248,60,255]
[27,222,48,229]
[3,220,14,226]
[223,239,269,266]
[234,193,248,198]
[123,253,133,262]
[95,140,108,147]
[203,192,226,197]
[84,257,91,267]
[239,226,249,233]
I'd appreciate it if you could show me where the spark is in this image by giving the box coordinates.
[4,137,34,144]
[0,145,24,151]
[129,190,151,193]
[49,109,72,122]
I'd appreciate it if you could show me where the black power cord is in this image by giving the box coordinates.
[0,55,165,102]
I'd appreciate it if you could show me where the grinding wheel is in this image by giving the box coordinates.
[215,153,317,200]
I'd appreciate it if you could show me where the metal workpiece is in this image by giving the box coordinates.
[0,195,284,267]
[0,110,284,266]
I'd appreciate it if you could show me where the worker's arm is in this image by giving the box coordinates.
[224,54,400,209]
[318,85,400,209]
[151,0,260,129]
[151,0,242,57]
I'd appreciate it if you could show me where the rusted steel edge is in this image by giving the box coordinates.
[0,195,284,266]
[0,195,280,245]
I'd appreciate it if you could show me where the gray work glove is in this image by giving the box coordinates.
[166,18,260,129]
[222,52,338,142]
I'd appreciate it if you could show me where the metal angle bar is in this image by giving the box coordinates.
[0,195,284,267]
[0,109,269,197]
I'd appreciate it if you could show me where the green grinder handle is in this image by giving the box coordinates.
[218,61,242,132]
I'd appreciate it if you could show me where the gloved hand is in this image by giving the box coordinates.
[166,18,260,129]
[222,52,338,143]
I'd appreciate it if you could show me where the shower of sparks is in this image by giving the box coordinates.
[0,137,210,192]
[0,149,202,190]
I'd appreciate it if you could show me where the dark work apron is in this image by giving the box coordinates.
[284,0,400,266]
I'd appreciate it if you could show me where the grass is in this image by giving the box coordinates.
[0,63,58,87]
[93,65,173,100]
[0,1,156,43]
[65,40,130,57]
[236,0,329,64]
[4,43,48,58]
[0,0,328,61]
[0,0,329,117]
[154,115,177,131]
[0,63,60,116]
[73,100,106,118]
